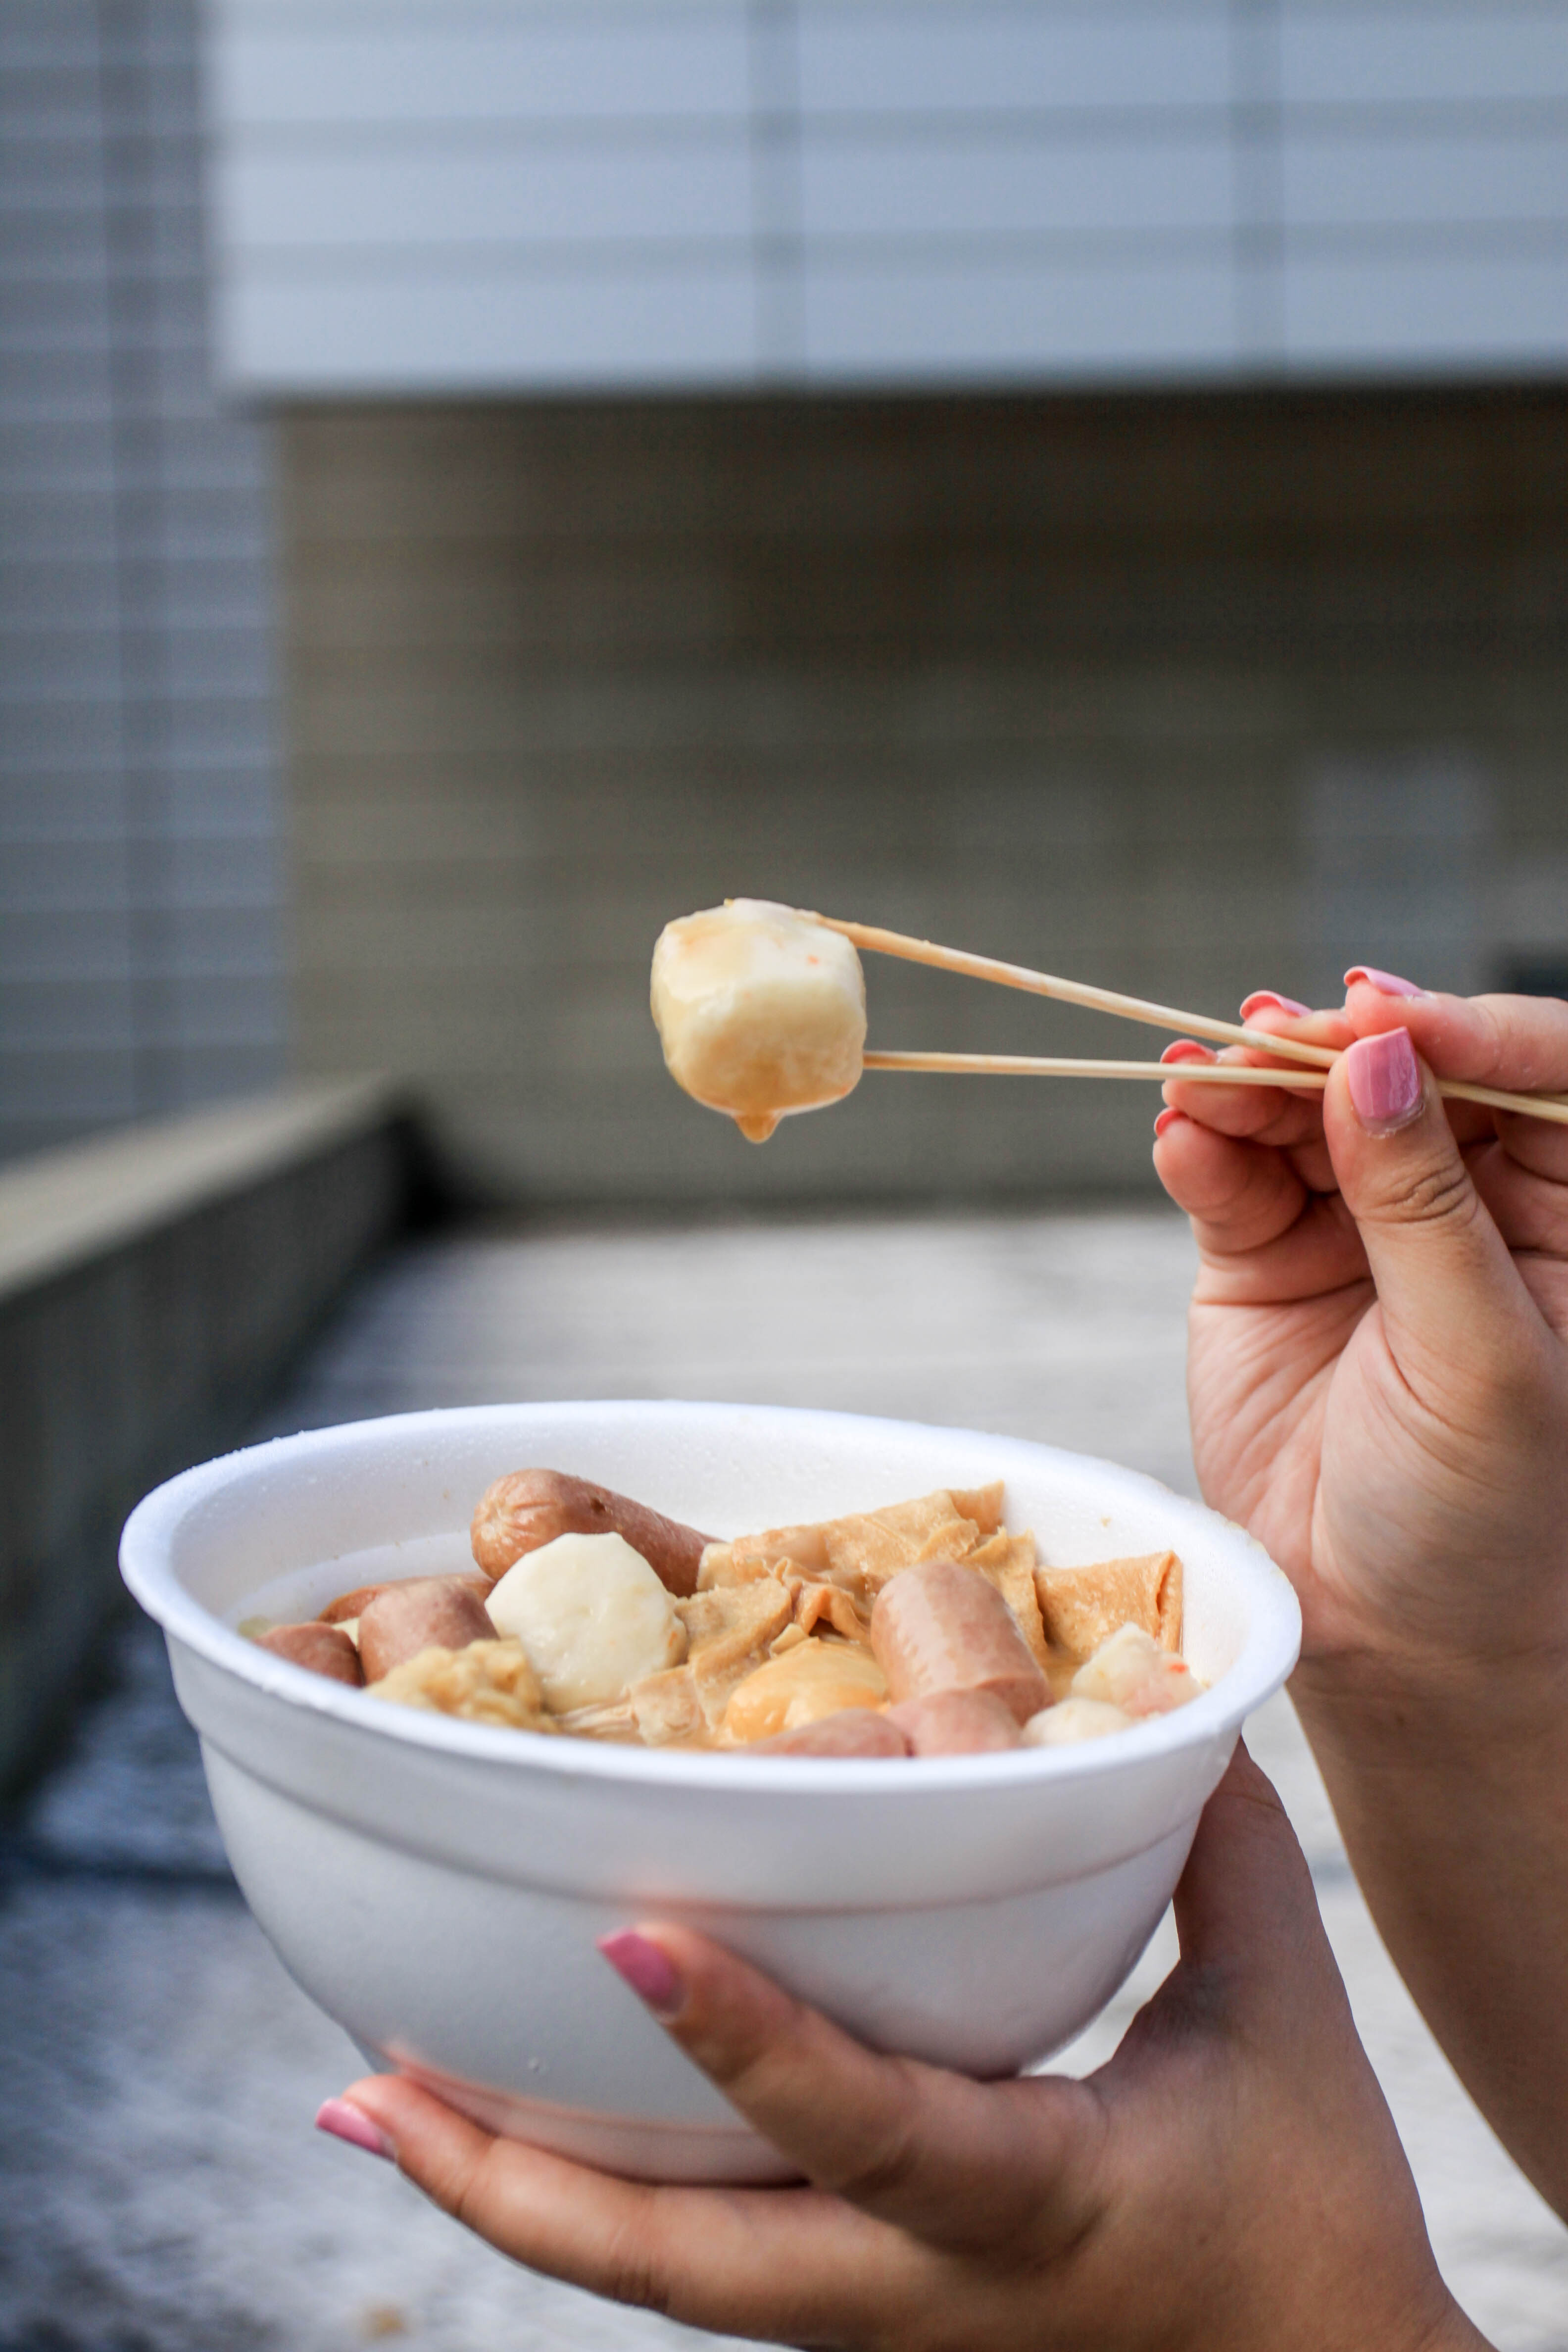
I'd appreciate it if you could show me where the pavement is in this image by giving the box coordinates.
[2,1209,1564,2351]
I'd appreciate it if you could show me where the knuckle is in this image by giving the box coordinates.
[1377,1154,1478,1236]
[445,2141,501,2234]
[1473,997,1512,1083]
[599,2206,672,2315]
[827,2072,927,2207]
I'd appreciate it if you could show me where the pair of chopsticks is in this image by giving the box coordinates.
[799,912,1568,1130]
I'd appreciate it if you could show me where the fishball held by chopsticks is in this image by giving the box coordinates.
[650,899,867,1142]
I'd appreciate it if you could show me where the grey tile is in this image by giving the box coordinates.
[0,771,125,837]
[0,1042,137,1123]
[137,905,282,981]
[0,918,133,990]
[161,826,280,904]
[0,627,123,696]
[0,983,140,1055]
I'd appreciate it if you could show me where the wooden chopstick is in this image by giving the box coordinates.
[861,1050,1568,1125]
[864,1051,1324,1089]
[796,915,1568,1127]
[806,912,1338,1071]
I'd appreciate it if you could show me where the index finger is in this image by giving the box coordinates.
[606,1924,1106,2254]
[1344,982,1568,1176]
[333,2073,901,2346]
[1345,981,1568,1098]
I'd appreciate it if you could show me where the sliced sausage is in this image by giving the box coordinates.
[888,1688,1022,1756]
[255,1622,363,1687]
[871,1560,1048,1725]
[752,1708,909,1758]
[319,1574,490,1626]
[357,1576,494,1685]
[471,1470,711,1597]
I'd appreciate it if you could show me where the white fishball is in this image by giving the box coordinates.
[650,899,867,1143]
[1022,1696,1132,1747]
[1071,1622,1200,1718]
[484,1532,686,1712]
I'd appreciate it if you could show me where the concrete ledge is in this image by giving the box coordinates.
[0,1081,415,1793]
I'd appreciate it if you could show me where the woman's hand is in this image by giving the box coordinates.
[1154,979,1568,2212]
[320,1751,1482,2352]
[1154,981,1568,1672]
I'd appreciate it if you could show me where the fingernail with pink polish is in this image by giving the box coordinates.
[1153,1107,1182,1139]
[315,2099,395,2161]
[598,1931,684,2019]
[1160,1040,1213,1065]
[1344,967,1426,1000]
[1240,990,1311,1020]
[1345,1031,1423,1134]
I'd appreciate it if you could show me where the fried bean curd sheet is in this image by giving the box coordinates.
[625,1572,797,1746]
[369,1638,554,1731]
[1034,1551,1183,1669]
[965,1529,1048,1668]
[698,1483,1008,1615]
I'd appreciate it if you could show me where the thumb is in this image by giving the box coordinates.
[1322,1027,1543,1397]
[1111,1744,1356,2083]
[1170,1742,1325,1989]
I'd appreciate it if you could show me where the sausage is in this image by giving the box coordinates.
[471,1470,711,1597]
[255,1622,364,1687]
[871,1560,1048,1725]
[357,1576,494,1685]
[752,1708,909,1759]
[319,1574,490,1626]
[887,1688,1022,1756]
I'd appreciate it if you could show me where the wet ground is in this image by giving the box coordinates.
[2,1210,1564,2351]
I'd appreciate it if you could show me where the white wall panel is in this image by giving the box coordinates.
[795,6,1231,116]
[218,263,760,393]
[802,258,1238,378]
[226,137,755,251]
[1278,8,1568,107]
[1284,257,1568,367]
[214,14,752,128]
[1282,130,1568,229]
[204,1,1568,391]
[798,131,1233,240]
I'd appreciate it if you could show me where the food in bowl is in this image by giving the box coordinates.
[649,898,867,1142]
[247,1468,1202,1756]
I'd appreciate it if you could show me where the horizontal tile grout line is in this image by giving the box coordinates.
[208,99,1568,153]
[204,222,1568,278]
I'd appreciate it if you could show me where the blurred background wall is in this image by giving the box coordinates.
[5,0,1568,1205]
[280,388,1568,1202]
[0,1,286,1165]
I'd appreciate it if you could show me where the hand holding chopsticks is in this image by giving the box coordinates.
[806,912,1568,1130]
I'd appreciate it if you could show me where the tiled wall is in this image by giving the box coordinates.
[209,1,1568,393]
[0,1,285,1166]
[283,390,1568,1207]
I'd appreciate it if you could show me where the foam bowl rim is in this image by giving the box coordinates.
[121,1399,1302,1798]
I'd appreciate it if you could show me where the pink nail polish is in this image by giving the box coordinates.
[315,2099,395,2161]
[1240,990,1311,1020]
[598,1931,684,2018]
[1344,967,1426,1000]
[1345,1031,1423,1133]
[1160,1040,1212,1065]
[1153,1107,1182,1138]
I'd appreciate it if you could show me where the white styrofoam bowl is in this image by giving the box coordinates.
[121,1401,1299,2184]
